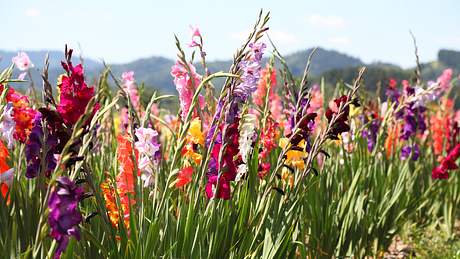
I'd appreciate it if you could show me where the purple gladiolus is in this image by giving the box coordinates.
[48,177,84,259]
[362,115,380,152]
[233,42,266,102]
[25,113,57,178]
[400,144,420,161]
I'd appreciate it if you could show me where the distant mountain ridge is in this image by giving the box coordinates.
[0,47,365,92]
[1,48,458,94]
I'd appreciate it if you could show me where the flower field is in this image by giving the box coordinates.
[1,11,460,258]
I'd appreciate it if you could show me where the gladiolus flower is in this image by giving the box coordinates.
[0,84,37,143]
[205,174,231,200]
[0,103,16,148]
[135,127,160,186]
[237,114,256,179]
[176,118,204,188]
[430,98,454,156]
[48,177,84,259]
[186,118,204,146]
[437,68,453,92]
[25,113,58,178]
[121,71,140,113]
[233,42,266,102]
[279,137,306,170]
[12,52,33,71]
[385,124,400,157]
[432,143,460,179]
[176,166,193,188]
[171,61,202,119]
[325,95,352,140]
[361,112,380,152]
[258,118,279,178]
[188,26,202,48]
[57,50,97,126]
[102,134,138,230]
[0,141,13,200]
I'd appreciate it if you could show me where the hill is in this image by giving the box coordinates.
[0,47,365,93]
[1,48,459,95]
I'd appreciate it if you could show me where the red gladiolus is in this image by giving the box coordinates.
[430,98,454,158]
[432,143,460,179]
[0,141,12,200]
[57,49,97,126]
[176,166,193,188]
[258,118,279,178]
[388,78,397,89]
[205,174,231,200]
[205,119,240,200]
[325,95,350,139]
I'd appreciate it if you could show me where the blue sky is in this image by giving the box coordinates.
[2,0,459,67]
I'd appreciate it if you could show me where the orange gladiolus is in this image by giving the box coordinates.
[101,134,139,230]
[385,124,401,157]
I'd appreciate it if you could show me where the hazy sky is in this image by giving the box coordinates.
[3,0,460,67]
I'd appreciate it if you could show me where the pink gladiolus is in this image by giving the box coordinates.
[121,71,140,112]
[122,71,135,84]
[12,52,33,71]
[188,26,202,48]
[170,61,202,119]
[437,68,453,91]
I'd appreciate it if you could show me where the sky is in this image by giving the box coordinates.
[2,0,460,68]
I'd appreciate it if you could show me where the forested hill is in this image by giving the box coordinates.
[1,48,458,94]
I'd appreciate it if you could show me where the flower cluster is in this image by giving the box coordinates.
[325,95,352,140]
[385,80,428,161]
[205,42,266,200]
[436,68,453,93]
[102,134,138,229]
[171,61,203,120]
[236,114,256,181]
[252,64,281,178]
[206,118,240,200]
[0,84,38,143]
[233,43,266,102]
[253,63,282,121]
[135,127,160,187]
[0,103,15,148]
[25,113,58,178]
[258,118,278,178]
[280,85,320,174]
[122,71,140,111]
[430,98,455,159]
[57,52,97,126]
[188,26,202,48]
[385,124,401,157]
[48,177,84,259]
[176,118,204,188]
[432,143,460,179]
[0,141,13,200]
[279,137,307,170]
[120,71,141,131]
[385,78,400,103]
[307,84,324,133]
[12,52,33,80]
[361,107,380,152]
[363,119,380,152]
